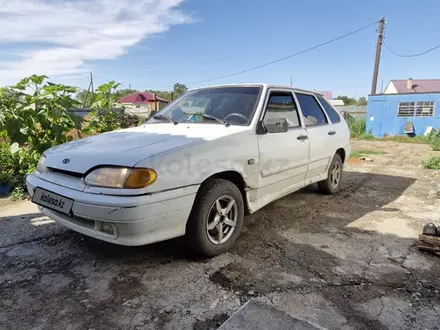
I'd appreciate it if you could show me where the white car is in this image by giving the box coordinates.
[27,84,350,256]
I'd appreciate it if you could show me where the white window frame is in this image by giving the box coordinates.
[397,102,415,117]
[416,101,435,117]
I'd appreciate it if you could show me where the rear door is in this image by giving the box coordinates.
[256,89,310,199]
[294,92,334,183]
[316,95,350,159]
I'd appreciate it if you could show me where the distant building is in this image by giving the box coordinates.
[329,99,344,106]
[118,92,169,112]
[384,79,440,94]
[367,78,440,137]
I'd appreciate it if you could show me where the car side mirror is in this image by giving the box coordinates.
[261,118,288,134]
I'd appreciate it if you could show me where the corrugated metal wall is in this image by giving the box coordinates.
[367,93,440,137]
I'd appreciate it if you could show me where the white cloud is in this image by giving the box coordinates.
[0,0,192,86]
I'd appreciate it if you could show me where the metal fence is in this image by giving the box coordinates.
[335,105,367,119]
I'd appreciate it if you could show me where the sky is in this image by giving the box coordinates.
[0,0,439,97]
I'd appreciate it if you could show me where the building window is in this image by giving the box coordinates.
[397,102,415,117]
[416,101,435,117]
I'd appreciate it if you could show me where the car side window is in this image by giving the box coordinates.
[264,91,300,128]
[295,93,328,126]
[317,95,341,123]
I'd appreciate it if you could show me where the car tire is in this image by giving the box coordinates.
[186,178,244,257]
[318,153,343,194]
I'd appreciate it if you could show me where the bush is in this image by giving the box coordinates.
[10,186,25,201]
[0,140,39,191]
[345,115,374,139]
[0,142,14,186]
[421,156,440,170]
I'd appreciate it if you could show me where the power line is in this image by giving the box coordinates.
[183,20,379,86]
[383,41,440,57]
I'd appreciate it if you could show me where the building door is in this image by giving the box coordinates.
[368,100,387,137]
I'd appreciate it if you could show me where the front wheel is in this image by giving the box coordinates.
[186,179,244,257]
[318,154,343,194]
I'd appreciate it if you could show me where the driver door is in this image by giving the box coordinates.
[256,89,310,200]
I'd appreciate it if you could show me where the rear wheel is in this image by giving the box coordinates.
[186,178,244,257]
[318,154,343,194]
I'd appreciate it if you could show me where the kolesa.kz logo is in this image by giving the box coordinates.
[40,193,65,208]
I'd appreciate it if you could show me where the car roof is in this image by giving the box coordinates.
[188,83,322,96]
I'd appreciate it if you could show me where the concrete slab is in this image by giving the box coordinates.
[218,299,328,330]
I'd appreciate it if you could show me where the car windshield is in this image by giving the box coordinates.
[148,86,261,126]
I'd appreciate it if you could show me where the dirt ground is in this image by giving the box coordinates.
[1,140,440,330]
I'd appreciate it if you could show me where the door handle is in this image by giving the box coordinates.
[297,135,308,141]
[328,131,336,136]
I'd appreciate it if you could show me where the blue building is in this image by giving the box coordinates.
[366,79,440,137]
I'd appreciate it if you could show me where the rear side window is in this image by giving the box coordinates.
[295,93,328,126]
[317,96,341,123]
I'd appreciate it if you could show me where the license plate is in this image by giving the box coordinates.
[32,188,74,215]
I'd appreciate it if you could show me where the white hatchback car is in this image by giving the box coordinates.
[27,84,350,256]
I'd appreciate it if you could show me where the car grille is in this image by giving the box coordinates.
[48,167,83,178]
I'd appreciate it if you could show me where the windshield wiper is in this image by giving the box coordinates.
[201,114,230,127]
[153,114,178,125]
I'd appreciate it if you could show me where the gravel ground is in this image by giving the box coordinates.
[1,140,440,330]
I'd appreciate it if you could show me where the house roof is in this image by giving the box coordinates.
[390,79,440,93]
[118,92,169,104]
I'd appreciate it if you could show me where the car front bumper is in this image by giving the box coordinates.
[26,174,198,246]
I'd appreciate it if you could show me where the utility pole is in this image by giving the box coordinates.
[371,17,385,95]
[129,82,132,91]
[90,72,94,99]
[290,76,293,86]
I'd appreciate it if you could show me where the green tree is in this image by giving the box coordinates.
[357,96,367,106]
[145,90,172,101]
[336,95,357,106]
[83,81,132,134]
[173,83,187,98]
[75,89,94,108]
[114,88,138,99]
[1,75,81,153]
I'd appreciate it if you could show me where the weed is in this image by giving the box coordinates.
[10,186,25,201]
[421,156,440,170]
[346,117,440,152]
[350,149,385,158]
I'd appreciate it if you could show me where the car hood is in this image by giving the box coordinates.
[45,124,248,174]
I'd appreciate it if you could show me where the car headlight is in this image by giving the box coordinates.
[84,167,157,189]
[36,155,47,173]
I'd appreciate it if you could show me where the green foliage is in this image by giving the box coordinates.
[114,88,138,99]
[421,156,440,170]
[0,143,14,185]
[83,81,133,134]
[75,89,94,108]
[10,186,25,201]
[431,139,440,151]
[145,82,187,102]
[91,81,121,110]
[0,138,40,189]
[0,75,78,193]
[345,115,374,140]
[173,83,188,98]
[0,75,82,154]
[84,110,126,134]
[145,90,172,101]
[357,96,367,106]
[350,149,385,158]
[336,95,357,106]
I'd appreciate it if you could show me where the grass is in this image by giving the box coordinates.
[345,113,440,150]
[350,149,385,158]
[421,156,440,170]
